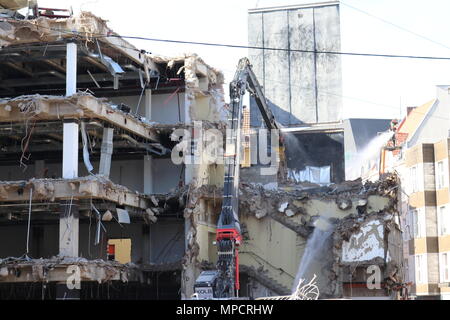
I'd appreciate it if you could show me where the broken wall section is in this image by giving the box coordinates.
[181,174,403,299]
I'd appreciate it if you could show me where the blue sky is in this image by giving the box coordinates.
[36,0,450,120]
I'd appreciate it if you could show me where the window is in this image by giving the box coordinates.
[415,254,428,284]
[439,206,450,236]
[405,208,414,240]
[408,256,415,283]
[437,161,446,189]
[440,252,450,283]
[410,166,418,193]
[412,209,426,238]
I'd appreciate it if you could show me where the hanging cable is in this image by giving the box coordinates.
[25,187,33,260]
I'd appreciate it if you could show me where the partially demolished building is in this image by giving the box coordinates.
[0,9,405,300]
[0,11,226,299]
[185,174,404,299]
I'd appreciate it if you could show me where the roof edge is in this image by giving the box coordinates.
[405,99,438,144]
[248,1,340,13]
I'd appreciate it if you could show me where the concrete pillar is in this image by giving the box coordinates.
[143,155,153,194]
[59,200,79,257]
[144,89,152,120]
[99,127,114,177]
[66,42,77,97]
[57,200,80,300]
[58,42,81,300]
[62,120,79,179]
[185,99,191,124]
[63,41,79,179]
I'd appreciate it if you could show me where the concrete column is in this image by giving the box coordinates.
[66,42,77,97]
[99,127,114,177]
[144,89,152,120]
[143,155,153,194]
[62,120,79,179]
[63,41,79,179]
[57,42,81,300]
[185,99,191,124]
[57,200,80,300]
[59,200,79,257]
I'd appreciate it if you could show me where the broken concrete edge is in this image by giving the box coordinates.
[0,11,155,71]
[151,53,225,88]
[179,173,400,298]
[185,173,399,234]
[331,211,402,297]
[0,93,165,142]
[0,175,149,209]
[0,256,182,284]
[0,88,227,138]
[0,12,224,90]
[192,173,399,201]
[0,176,197,225]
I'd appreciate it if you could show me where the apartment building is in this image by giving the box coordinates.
[403,143,439,298]
[402,140,450,299]
[380,85,450,299]
[432,139,450,299]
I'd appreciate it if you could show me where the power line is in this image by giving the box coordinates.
[4,17,450,62]
[99,34,450,61]
[1,17,445,114]
[1,15,449,123]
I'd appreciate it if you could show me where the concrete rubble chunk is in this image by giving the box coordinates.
[278,202,289,212]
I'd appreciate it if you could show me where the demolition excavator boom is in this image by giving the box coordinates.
[194,58,280,299]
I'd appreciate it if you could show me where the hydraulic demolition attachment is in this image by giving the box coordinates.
[194,58,280,299]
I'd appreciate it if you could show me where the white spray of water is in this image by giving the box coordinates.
[292,217,334,293]
[346,130,394,181]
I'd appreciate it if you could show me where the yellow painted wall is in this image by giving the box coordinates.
[304,196,390,219]
[439,235,450,252]
[434,140,448,162]
[193,193,395,292]
[196,224,217,263]
[108,239,131,264]
[411,238,427,255]
[436,189,449,206]
[440,287,450,293]
[409,192,426,208]
[239,215,303,289]
[415,284,429,295]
